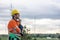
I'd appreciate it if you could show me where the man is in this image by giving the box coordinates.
[8,9,23,40]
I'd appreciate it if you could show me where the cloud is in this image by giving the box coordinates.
[0,23,8,34]
[0,0,60,19]
[21,18,60,34]
[0,18,60,34]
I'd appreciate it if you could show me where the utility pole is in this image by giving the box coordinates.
[10,0,13,11]
[33,15,36,38]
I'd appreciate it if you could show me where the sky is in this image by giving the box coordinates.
[0,0,60,34]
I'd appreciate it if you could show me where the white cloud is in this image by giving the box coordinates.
[0,23,8,34]
[21,18,60,34]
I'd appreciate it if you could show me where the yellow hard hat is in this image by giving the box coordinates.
[11,9,20,16]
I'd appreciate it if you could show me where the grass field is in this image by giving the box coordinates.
[0,36,59,40]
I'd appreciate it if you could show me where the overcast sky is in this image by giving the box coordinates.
[0,0,60,34]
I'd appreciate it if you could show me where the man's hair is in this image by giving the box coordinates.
[12,16,14,19]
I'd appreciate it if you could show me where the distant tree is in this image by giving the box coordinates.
[0,37,1,40]
[33,38,37,40]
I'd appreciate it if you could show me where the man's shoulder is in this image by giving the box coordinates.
[9,19,16,23]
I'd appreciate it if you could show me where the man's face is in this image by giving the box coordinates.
[13,13,20,21]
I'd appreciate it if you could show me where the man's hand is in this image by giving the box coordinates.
[20,33,23,36]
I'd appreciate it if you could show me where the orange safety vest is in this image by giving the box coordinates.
[8,19,21,33]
